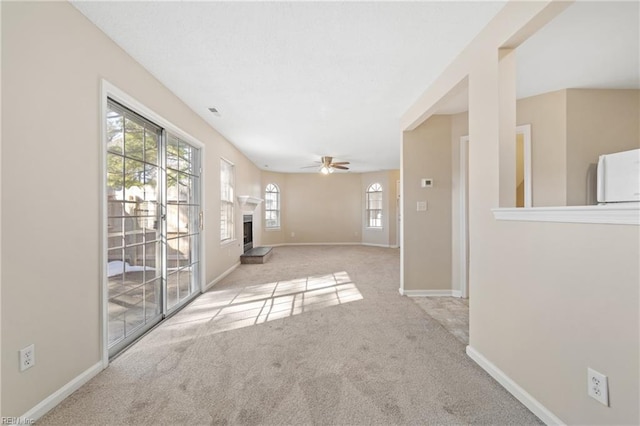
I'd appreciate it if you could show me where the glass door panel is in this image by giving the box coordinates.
[165,134,200,312]
[107,101,163,357]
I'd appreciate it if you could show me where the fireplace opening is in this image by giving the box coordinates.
[243,214,253,253]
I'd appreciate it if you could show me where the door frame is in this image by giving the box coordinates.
[100,80,206,366]
[459,136,470,299]
[458,124,531,299]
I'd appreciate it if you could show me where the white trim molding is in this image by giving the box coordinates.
[361,243,394,248]
[398,289,460,297]
[516,124,532,208]
[20,361,103,423]
[466,346,565,426]
[279,242,361,247]
[493,204,640,225]
[459,135,469,299]
[237,195,263,212]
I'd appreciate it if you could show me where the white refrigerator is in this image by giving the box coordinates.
[597,148,640,203]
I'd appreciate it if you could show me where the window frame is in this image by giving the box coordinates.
[220,158,235,243]
[366,182,383,229]
[264,183,281,229]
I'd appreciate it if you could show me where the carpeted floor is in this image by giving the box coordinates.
[39,245,541,425]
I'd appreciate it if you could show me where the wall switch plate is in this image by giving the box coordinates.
[421,178,433,188]
[417,201,427,211]
[587,368,609,406]
[19,344,35,372]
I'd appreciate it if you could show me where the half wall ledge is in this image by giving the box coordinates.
[492,205,640,225]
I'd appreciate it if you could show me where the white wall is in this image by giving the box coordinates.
[1,2,261,417]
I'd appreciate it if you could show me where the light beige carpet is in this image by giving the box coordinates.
[40,245,541,425]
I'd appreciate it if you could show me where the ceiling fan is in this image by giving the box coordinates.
[303,156,350,174]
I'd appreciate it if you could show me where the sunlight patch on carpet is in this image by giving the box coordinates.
[166,272,362,335]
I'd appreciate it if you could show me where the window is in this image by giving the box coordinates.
[264,183,280,228]
[220,159,235,241]
[366,183,383,228]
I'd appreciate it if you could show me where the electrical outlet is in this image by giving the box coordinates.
[587,368,609,406]
[19,344,35,372]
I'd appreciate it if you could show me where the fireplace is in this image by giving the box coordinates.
[243,214,253,253]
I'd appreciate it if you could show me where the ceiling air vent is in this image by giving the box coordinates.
[208,107,221,117]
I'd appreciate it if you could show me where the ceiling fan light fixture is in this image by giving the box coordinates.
[320,165,330,175]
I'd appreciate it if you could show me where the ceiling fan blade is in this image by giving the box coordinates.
[301,165,319,169]
[330,161,350,166]
[332,165,349,170]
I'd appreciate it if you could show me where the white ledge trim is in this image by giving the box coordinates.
[492,204,639,225]
[237,195,263,211]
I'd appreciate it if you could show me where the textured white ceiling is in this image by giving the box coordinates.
[517,1,639,99]
[437,1,640,115]
[72,1,506,173]
[73,1,638,173]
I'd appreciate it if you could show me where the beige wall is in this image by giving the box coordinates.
[260,171,399,247]
[402,1,639,424]
[516,90,568,206]
[566,89,640,205]
[402,115,452,291]
[280,173,362,244]
[1,2,261,416]
[516,88,639,207]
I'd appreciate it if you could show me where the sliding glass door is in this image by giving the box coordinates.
[106,99,201,357]
[165,134,201,312]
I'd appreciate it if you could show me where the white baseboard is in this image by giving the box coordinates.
[399,288,459,297]
[204,261,240,291]
[267,243,397,248]
[451,290,462,298]
[280,242,361,246]
[20,361,103,422]
[466,345,565,426]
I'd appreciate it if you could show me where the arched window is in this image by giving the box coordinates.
[265,183,280,228]
[366,183,383,228]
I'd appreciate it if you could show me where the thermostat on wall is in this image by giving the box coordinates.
[421,178,433,188]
